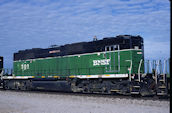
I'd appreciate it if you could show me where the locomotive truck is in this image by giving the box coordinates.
[0,35,169,96]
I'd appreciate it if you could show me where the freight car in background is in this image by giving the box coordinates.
[0,56,3,87]
[1,35,169,96]
[0,56,3,71]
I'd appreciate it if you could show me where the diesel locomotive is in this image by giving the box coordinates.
[0,35,169,96]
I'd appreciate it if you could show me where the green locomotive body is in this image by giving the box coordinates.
[13,49,144,79]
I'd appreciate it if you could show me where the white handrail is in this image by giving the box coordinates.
[163,60,166,74]
[126,60,132,81]
[155,60,159,74]
[138,59,143,82]
[149,61,153,73]
[0,69,4,80]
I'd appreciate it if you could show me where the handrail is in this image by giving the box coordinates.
[138,59,143,82]
[0,69,4,79]
[126,60,132,81]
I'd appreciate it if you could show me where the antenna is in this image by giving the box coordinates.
[93,36,98,41]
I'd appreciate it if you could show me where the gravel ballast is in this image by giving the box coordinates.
[0,90,169,113]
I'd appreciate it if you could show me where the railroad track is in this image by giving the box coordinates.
[0,88,169,101]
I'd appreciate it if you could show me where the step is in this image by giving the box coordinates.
[111,89,120,92]
[157,92,167,95]
[159,79,165,82]
[158,85,166,89]
[133,79,140,82]
[132,86,140,88]
[131,92,139,94]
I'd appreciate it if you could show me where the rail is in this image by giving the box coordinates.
[144,59,170,75]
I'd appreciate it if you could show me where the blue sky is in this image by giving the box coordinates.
[0,0,170,68]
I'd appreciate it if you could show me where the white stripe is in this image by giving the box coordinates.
[2,76,34,79]
[74,74,128,79]
[3,74,128,79]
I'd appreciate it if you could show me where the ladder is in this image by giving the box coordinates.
[130,59,143,95]
[130,74,141,95]
[154,60,168,96]
[156,74,168,96]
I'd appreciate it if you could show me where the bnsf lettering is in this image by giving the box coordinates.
[93,59,110,66]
